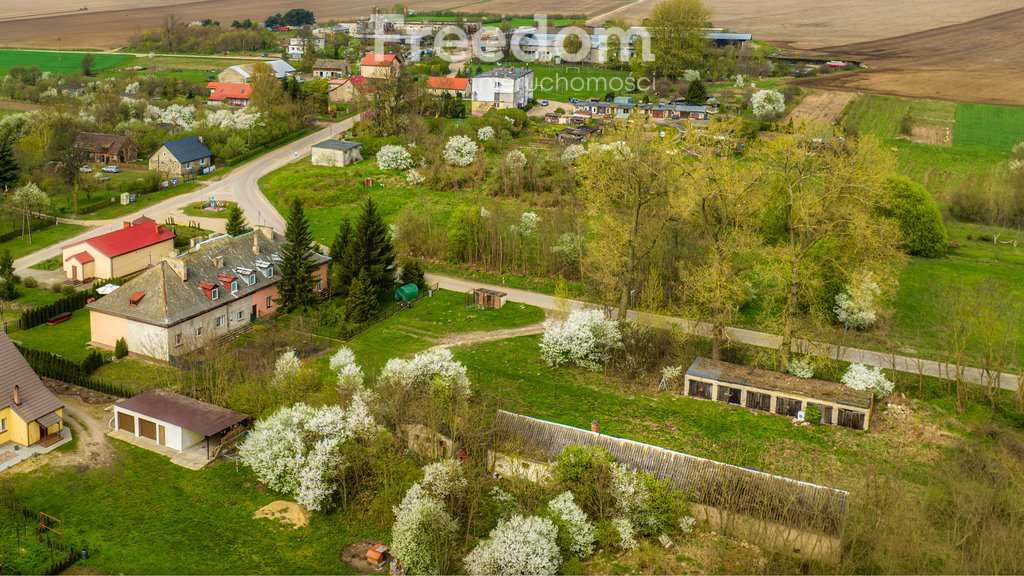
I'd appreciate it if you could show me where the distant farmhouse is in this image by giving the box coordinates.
[87,228,330,362]
[287,36,326,59]
[62,217,176,281]
[313,58,352,79]
[149,136,214,178]
[74,132,137,164]
[359,53,402,79]
[471,68,534,116]
[0,332,64,448]
[217,60,296,84]
[327,76,366,104]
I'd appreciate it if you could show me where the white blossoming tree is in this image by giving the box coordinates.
[506,149,527,169]
[271,348,302,387]
[834,273,882,330]
[517,211,541,237]
[378,348,472,401]
[547,491,595,558]
[610,463,659,534]
[420,458,467,506]
[561,144,586,163]
[477,126,496,141]
[377,144,415,170]
[406,168,425,185]
[443,135,478,167]
[391,483,459,574]
[611,516,638,551]
[787,357,815,379]
[841,363,894,398]
[330,346,364,391]
[540,309,622,371]
[750,89,785,119]
[238,402,378,511]
[464,515,561,575]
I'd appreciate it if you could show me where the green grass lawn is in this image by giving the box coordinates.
[0,286,67,330]
[29,255,62,271]
[347,288,546,375]
[93,358,184,394]
[0,510,62,574]
[0,223,89,261]
[891,139,1009,205]
[75,182,202,220]
[0,50,131,76]
[98,54,239,83]
[7,443,383,575]
[953,103,1024,150]
[9,311,93,362]
[260,160,469,245]
[182,200,237,219]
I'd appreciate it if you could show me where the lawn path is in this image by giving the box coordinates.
[430,321,546,350]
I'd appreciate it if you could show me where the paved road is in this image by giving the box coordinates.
[425,273,1022,392]
[13,118,357,278]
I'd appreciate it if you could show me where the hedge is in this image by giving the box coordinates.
[15,344,131,398]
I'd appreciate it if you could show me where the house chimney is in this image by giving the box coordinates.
[167,257,188,282]
[591,420,599,433]
[253,232,260,255]
[13,385,21,406]
[123,221,131,229]
[213,255,224,268]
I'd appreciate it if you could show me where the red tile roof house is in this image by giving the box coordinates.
[61,218,176,282]
[86,227,330,362]
[207,82,252,107]
[426,76,471,98]
[359,53,403,79]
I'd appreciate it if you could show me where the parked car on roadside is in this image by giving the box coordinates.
[102,165,121,173]
[79,165,92,173]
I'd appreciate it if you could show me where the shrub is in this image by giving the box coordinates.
[561,144,585,163]
[23,276,38,288]
[377,144,415,170]
[842,363,894,398]
[834,273,882,330]
[405,168,424,185]
[477,126,496,141]
[114,338,128,359]
[378,348,471,402]
[787,357,815,379]
[464,515,561,575]
[443,135,477,167]
[750,89,785,119]
[540,309,622,371]
[329,346,364,391]
[883,176,948,257]
[392,483,459,574]
[547,491,595,559]
[554,446,617,519]
[805,404,822,425]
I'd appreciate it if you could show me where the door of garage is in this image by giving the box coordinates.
[117,411,135,433]
[138,418,157,441]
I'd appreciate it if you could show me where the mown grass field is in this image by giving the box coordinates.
[890,139,1009,205]
[954,103,1024,150]
[0,49,130,76]
[0,223,88,261]
[0,511,62,575]
[841,95,956,139]
[10,311,93,362]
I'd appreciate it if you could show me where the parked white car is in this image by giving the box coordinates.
[102,165,121,173]
[79,165,92,173]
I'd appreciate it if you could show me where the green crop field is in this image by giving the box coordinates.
[841,95,955,140]
[891,140,1010,205]
[0,49,131,76]
[953,103,1024,150]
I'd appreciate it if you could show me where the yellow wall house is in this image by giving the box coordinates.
[61,217,176,282]
[0,332,64,447]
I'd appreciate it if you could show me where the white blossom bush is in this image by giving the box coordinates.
[330,346,364,391]
[1010,159,1024,175]
[540,309,622,371]
[750,89,785,119]
[271,348,302,387]
[145,103,196,129]
[124,81,140,94]
[443,134,478,167]
[477,126,496,141]
[661,365,682,384]
[378,348,471,401]
[464,515,561,575]
[611,517,638,552]
[550,232,583,262]
[561,144,586,163]
[391,483,459,574]
[787,357,815,379]
[516,211,541,237]
[377,144,415,170]
[834,274,882,329]
[610,463,659,534]
[238,402,377,510]
[733,74,745,88]
[842,363,894,399]
[547,491,595,558]
[682,69,701,82]
[420,458,467,501]
[678,516,696,535]
[405,168,425,185]
[204,108,261,130]
[506,149,527,169]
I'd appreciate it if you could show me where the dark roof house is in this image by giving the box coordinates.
[74,132,137,163]
[0,332,64,443]
[161,136,214,164]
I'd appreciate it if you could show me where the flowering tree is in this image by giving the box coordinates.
[610,463,659,534]
[391,483,459,574]
[406,168,424,185]
[834,273,882,330]
[750,89,785,119]
[464,515,561,575]
[547,491,595,558]
[204,108,261,130]
[271,348,302,387]
[330,346,364,391]
[611,517,638,551]
[477,126,496,141]
[238,402,380,510]
[540,309,622,371]
[377,144,415,170]
[443,135,477,167]
[378,348,472,401]
[516,211,541,237]
[561,144,586,163]
[145,103,197,129]
[842,363,894,398]
[787,357,815,379]
[421,458,467,504]
[505,149,527,169]
[682,69,701,82]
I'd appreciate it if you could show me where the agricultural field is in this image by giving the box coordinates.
[953,103,1024,150]
[0,49,130,76]
[785,90,857,126]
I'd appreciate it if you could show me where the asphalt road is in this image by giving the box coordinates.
[13,118,356,278]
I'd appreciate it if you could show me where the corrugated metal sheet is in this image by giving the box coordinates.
[493,411,848,536]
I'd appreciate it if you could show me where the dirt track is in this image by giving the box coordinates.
[10,394,117,474]
[801,6,1024,106]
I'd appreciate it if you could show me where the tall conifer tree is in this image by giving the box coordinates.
[278,198,318,311]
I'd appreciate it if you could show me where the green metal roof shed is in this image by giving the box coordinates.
[395,283,419,301]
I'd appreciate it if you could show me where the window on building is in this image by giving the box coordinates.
[211,287,219,301]
[687,379,713,400]
[175,333,182,346]
[745,391,771,412]
[215,316,224,327]
[315,275,322,291]
[0,417,6,433]
[775,396,803,418]
[250,273,256,285]
[716,385,742,405]
[231,280,238,293]
[196,326,203,337]
[237,310,244,320]
[837,409,866,430]
[266,296,273,308]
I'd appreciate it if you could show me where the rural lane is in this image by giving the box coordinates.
[13,118,357,278]
[425,273,1022,392]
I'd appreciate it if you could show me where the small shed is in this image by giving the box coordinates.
[311,140,363,167]
[112,389,247,456]
[472,288,506,309]
[394,283,419,302]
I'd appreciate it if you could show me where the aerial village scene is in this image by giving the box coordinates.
[0,0,1022,574]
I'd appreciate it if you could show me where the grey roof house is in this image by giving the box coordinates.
[0,331,64,447]
[311,140,363,167]
[148,136,214,177]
